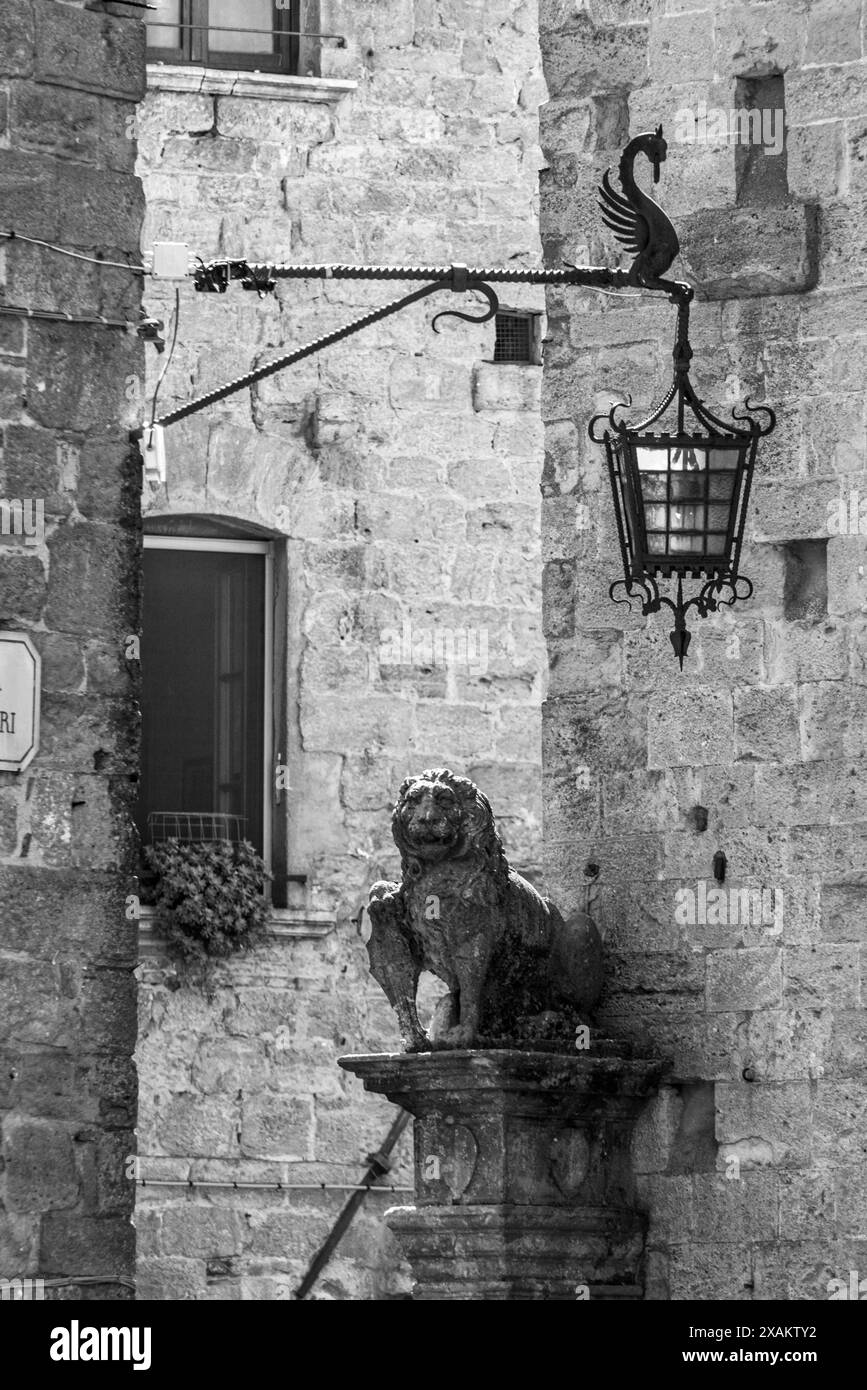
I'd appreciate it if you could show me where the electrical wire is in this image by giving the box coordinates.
[0,229,146,274]
[0,303,139,330]
[133,1178,413,1192]
[148,287,180,428]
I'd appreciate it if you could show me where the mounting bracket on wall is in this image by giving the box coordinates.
[133,128,777,667]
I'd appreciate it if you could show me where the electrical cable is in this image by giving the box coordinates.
[0,303,139,330]
[148,287,180,428]
[133,1178,413,1192]
[0,229,146,274]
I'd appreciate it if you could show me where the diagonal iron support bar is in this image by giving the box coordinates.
[147,260,691,430]
[293,1108,411,1300]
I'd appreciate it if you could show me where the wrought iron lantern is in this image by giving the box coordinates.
[590,291,775,667]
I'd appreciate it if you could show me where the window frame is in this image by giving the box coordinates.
[141,534,275,878]
[146,0,300,76]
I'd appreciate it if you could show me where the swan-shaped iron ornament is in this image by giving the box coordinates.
[598,125,680,283]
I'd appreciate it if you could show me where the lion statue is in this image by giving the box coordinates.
[364,768,603,1051]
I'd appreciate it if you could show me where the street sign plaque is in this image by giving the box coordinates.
[0,632,41,772]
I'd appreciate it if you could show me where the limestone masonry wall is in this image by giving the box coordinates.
[134,0,547,1299]
[539,0,867,1300]
[0,0,144,1298]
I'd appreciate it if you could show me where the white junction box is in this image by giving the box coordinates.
[151,242,190,279]
[140,425,167,484]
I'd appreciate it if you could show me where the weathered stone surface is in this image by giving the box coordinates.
[678,204,817,299]
[365,769,602,1049]
[342,1048,663,1299]
[4,1120,80,1213]
[0,0,142,1291]
[538,0,867,1307]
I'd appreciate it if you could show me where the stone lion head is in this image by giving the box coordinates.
[392,768,508,881]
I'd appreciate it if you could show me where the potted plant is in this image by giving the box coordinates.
[142,837,270,987]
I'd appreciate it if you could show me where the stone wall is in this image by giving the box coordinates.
[539,1,867,1300]
[0,0,144,1298]
[134,0,547,1299]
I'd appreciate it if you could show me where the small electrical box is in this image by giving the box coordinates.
[151,242,189,279]
[140,424,166,484]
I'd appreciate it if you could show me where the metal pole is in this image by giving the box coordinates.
[293,1109,411,1300]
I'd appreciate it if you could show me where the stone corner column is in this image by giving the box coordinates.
[339,1047,665,1301]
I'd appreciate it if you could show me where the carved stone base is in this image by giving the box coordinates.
[339,1048,665,1302]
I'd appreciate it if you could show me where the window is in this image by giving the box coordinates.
[137,535,274,871]
[493,310,541,365]
[146,0,301,74]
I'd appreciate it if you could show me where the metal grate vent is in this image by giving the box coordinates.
[493,311,535,364]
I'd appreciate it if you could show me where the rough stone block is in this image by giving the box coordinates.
[813,1081,867,1162]
[647,688,734,769]
[27,323,141,432]
[733,685,799,764]
[800,681,867,762]
[40,1214,134,1278]
[715,1081,811,1167]
[156,1095,240,1158]
[667,1239,753,1300]
[0,1212,39,1277]
[539,17,648,99]
[691,1171,780,1243]
[12,83,100,163]
[787,122,846,203]
[713,3,804,75]
[788,62,867,125]
[0,1,34,76]
[751,479,838,540]
[784,944,861,1009]
[160,1207,247,1260]
[542,559,575,637]
[678,204,817,300]
[472,364,541,412]
[241,1095,314,1161]
[0,551,45,621]
[33,0,145,101]
[827,534,867,618]
[778,1171,837,1241]
[135,1256,206,1302]
[765,620,847,683]
[706,947,783,1013]
[4,1120,80,1213]
[547,630,624,694]
[649,13,714,82]
[805,0,863,64]
[822,880,867,945]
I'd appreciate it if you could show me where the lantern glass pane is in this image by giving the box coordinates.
[669,472,704,501]
[669,534,704,553]
[636,446,668,470]
[670,446,708,471]
[620,433,750,575]
[642,474,668,500]
[668,504,700,532]
[709,472,736,500]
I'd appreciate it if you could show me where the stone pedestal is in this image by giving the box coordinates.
[339,1048,665,1301]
